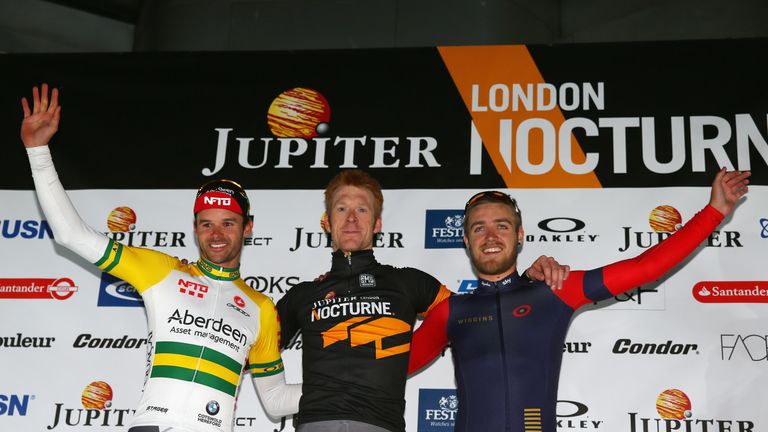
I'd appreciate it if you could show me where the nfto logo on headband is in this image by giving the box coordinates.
[194,192,243,215]
[204,196,232,206]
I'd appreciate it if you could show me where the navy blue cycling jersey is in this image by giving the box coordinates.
[409,205,723,432]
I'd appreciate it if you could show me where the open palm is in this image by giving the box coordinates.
[20,84,61,148]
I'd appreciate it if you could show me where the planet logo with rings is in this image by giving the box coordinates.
[268,87,331,139]
[656,389,692,420]
[648,205,682,233]
[81,381,113,410]
[107,206,137,232]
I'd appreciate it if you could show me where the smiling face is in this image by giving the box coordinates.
[194,208,252,268]
[464,202,524,281]
[328,185,383,253]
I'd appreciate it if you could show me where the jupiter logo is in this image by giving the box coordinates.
[655,389,691,420]
[648,205,682,233]
[81,381,113,410]
[268,87,331,138]
[106,207,136,233]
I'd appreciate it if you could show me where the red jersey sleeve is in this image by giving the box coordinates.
[408,297,450,374]
[554,205,724,309]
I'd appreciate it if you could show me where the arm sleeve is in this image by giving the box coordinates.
[248,297,301,417]
[276,287,301,350]
[555,205,724,309]
[27,146,177,293]
[27,146,109,262]
[406,268,453,317]
[252,371,301,418]
[408,297,450,375]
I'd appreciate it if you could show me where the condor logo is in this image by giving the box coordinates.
[178,279,209,299]
[204,196,231,206]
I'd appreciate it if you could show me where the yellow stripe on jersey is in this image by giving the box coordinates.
[153,353,240,386]
[94,239,182,294]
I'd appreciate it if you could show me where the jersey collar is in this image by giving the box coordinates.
[330,249,378,273]
[476,271,531,293]
[196,257,240,281]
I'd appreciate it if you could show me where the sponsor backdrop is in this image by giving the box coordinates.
[1,40,766,431]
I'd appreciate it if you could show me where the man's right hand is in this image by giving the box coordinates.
[21,83,61,148]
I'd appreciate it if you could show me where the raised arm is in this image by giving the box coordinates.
[21,84,110,262]
[555,169,750,309]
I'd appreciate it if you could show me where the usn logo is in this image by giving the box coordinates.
[1,219,53,239]
[418,389,457,432]
[425,210,465,249]
[97,273,143,307]
[0,394,33,416]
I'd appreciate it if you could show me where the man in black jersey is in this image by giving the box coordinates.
[276,170,567,432]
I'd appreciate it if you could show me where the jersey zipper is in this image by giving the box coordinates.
[495,285,512,432]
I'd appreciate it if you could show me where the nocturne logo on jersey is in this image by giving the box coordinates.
[760,218,768,238]
[201,87,442,176]
[102,206,186,248]
[1,219,53,239]
[243,275,300,294]
[424,210,465,249]
[359,273,376,288]
[692,281,768,303]
[47,381,135,429]
[618,205,742,253]
[0,333,55,348]
[0,277,78,300]
[612,339,698,355]
[289,228,404,251]
[418,389,457,431]
[720,334,768,362]
[72,333,148,349]
[0,394,34,416]
[627,388,755,432]
[177,279,209,299]
[525,217,598,244]
[311,295,393,322]
[557,400,604,430]
[97,273,143,307]
[167,309,247,350]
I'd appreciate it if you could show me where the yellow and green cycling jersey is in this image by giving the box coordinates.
[96,239,282,431]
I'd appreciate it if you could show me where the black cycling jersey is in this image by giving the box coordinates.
[277,249,451,432]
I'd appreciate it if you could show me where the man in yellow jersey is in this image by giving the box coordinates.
[20,83,300,432]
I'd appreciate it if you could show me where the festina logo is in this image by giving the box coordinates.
[201,128,441,176]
